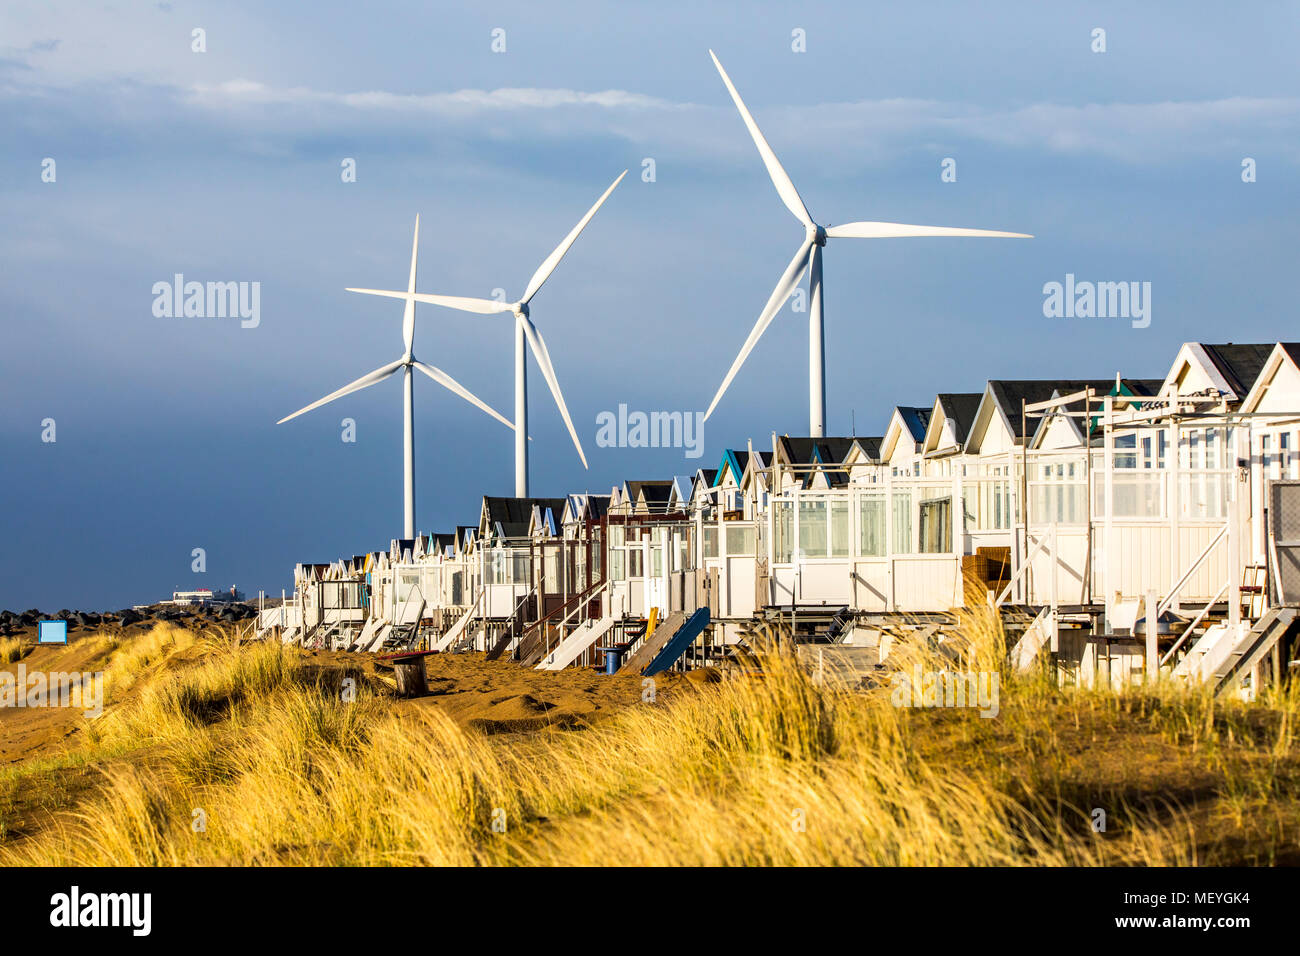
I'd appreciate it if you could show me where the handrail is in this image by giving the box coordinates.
[1157,522,1227,617]
[519,573,607,646]
[1160,581,1229,667]
[435,587,485,652]
[507,587,535,643]
[996,526,1055,608]
[394,584,426,626]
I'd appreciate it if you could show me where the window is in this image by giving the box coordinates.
[672,530,689,571]
[974,476,1011,530]
[919,496,952,553]
[610,548,625,580]
[627,549,644,578]
[702,526,719,559]
[799,499,828,557]
[830,499,849,557]
[1114,433,1137,469]
[1031,460,1086,524]
[726,525,756,556]
[774,501,794,563]
[858,495,885,556]
[892,491,913,554]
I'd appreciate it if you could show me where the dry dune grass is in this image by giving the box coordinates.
[0,636,29,665]
[0,612,1297,866]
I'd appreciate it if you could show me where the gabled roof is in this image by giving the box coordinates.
[1241,343,1300,413]
[481,496,566,539]
[923,393,982,455]
[738,451,773,494]
[898,406,931,443]
[714,450,750,487]
[1161,342,1273,403]
[983,380,1115,441]
[563,493,611,524]
[530,503,561,537]
[627,480,673,506]
[935,394,981,446]
[428,533,457,557]
[844,436,883,464]
[1200,343,1274,399]
[882,406,933,462]
[775,436,853,488]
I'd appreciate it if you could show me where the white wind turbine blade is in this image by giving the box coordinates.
[276,359,404,425]
[825,221,1033,239]
[518,314,588,469]
[402,215,419,354]
[347,288,512,315]
[411,360,514,431]
[709,50,812,228]
[520,170,628,306]
[705,239,814,422]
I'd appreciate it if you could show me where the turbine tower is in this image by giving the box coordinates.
[350,171,626,497]
[706,50,1032,437]
[277,215,513,539]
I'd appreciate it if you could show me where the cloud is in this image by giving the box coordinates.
[6,66,1299,176]
[184,80,686,114]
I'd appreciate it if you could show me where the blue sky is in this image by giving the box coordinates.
[2,1,1298,610]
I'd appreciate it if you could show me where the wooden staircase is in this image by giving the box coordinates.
[1212,606,1297,697]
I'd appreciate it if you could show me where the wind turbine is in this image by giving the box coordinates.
[277,215,513,539]
[349,171,626,497]
[705,50,1032,437]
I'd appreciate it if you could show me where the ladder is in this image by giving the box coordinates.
[1211,606,1297,697]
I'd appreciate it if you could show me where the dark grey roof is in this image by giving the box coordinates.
[849,436,883,461]
[987,380,1114,439]
[429,534,457,555]
[896,407,932,443]
[1120,379,1164,398]
[697,468,718,487]
[934,393,983,445]
[626,480,673,505]
[777,436,856,487]
[1201,343,1274,398]
[1281,343,1300,367]
[483,496,566,537]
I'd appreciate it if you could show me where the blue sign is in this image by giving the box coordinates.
[38,620,67,645]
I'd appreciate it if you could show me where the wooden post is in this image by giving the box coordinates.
[392,656,428,698]
[1144,589,1159,685]
[1103,396,1115,631]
